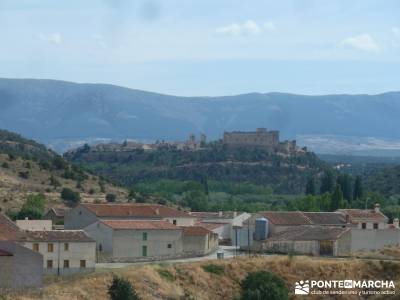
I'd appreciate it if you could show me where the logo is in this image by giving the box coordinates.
[295,280,310,295]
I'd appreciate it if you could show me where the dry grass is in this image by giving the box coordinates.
[353,246,400,260]
[0,154,128,213]
[4,256,400,300]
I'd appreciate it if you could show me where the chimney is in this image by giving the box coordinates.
[155,208,160,215]
[218,211,223,217]
[374,203,380,213]
[25,217,29,220]
[345,214,350,224]
[233,211,237,218]
[394,218,399,229]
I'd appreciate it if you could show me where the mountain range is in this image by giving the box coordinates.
[1,78,400,155]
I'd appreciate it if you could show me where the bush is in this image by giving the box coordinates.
[106,193,117,202]
[18,170,30,179]
[240,271,288,300]
[157,269,175,282]
[61,187,81,204]
[202,264,225,275]
[17,194,46,220]
[108,276,140,300]
[1,162,9,168]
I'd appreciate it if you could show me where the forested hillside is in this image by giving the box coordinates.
[0,129,128,217]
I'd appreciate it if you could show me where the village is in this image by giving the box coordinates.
[1,199,400,291]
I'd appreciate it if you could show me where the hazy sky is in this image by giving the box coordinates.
[1,0,400,96]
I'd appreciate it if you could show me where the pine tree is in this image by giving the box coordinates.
[305,177,316,195]
[320,170,334,194]
[353,176,364,200]
[337,174,353,203]
[331,184,344,211]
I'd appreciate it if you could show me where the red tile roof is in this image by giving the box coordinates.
[258,211,347,226]
[337,209,388,221]
[195,222,227,230]
[102,220,180,230]
[18,230,94,242]
[0,213,20,241]
[82,203,193,218]
[181,226,212,236]
[47,207,70,217]
[258,212,312,226]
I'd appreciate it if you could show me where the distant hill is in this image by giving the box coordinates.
[65,142,329,195]
[0,129,128,213]
[1,78,400,154]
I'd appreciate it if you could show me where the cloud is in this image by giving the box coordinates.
[215,20,275,37]
[340,34,380,52]
[38,33,62,45]
[392,27,400,37]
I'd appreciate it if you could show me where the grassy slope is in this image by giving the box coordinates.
[5,256,400,300]
[0,153,128,213]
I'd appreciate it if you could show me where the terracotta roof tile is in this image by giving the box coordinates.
[190,211,242,220]
[195,222,227,230]
[102,220,180,230]
[49,207,70,217]
[82,203,192,218]
[181,226,212,236]
[18,230,94,242]
[337,209,388,221]
[0,213,20,241]
[258,211,312,225]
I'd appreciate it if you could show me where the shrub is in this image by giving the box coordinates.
[240,271,288,300]
[1,162,9,168]
[202,264,225,275]
[106,193,117,202]
[157,269,175,282]
[18,170,30,179]
[108,276,140,300]
[61,187,81,204]
[17,194,46,220]
[49,174,61,187]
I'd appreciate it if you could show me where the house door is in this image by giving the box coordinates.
[319,241,334,256]
[142,245,148,257]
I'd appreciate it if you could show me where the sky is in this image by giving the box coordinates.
[1,0,400,96]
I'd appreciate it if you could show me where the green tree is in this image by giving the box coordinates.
[61,188,81,204]
[240,271,288,300]
[128,189,136,202]
[305,177,316,195]
[331,184,344,211]
[337,174,353,203]
[106,193,117,202]
[108,276,140,300]
[353,176,363,200]
[320,170,334,194]
[17,194,46,220]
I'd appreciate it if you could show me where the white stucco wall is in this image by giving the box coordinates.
[19,241,96,275]
[351,228,400,252]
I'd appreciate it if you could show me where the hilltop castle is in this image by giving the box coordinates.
[223,128,297,154]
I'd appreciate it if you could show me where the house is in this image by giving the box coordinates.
[65,203,197,229]
[338,204,400,252]
[17,230,96,276]
[0,213,43,290]
[181,226,219,256]
[0,241,43,290]
[253,226,351,256]
[44,207,70,226]
[195,222,228,240]
[337,204,388,230]
[84,220,183,262]
[16,218,52,231]
[190,211,251,242]
[237,211,347,249]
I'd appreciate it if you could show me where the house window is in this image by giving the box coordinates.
[361,223,367,229]
[80,260,86,268]
[48,243,54,252]
[142,245,148,257]
[64,243,69,251]
[173,220,177,225]
[47,260,53,269]
[32,243,39,252]
[63,260,69,268]
[143,232,148,241]
[373,223,379,229]
[167,244,172,249]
